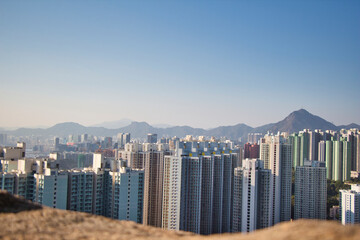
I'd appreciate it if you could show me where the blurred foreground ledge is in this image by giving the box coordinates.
[1,190,360,240]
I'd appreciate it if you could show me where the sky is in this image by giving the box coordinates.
[0,0,359,129]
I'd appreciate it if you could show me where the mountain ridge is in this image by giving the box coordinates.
[1,109,359,140]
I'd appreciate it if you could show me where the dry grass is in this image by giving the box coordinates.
[1,191,360,240]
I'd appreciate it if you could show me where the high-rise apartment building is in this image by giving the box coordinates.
[67,169,95,213]
[180,156,202,233]
[33,165,68,210]
[341,129,360,172]
[309,130,322,161]
[161,141,239,234]
[147,133,158,144]
[0,142,26,164]
[244,143,260,159]
[0,172,15,193]
[143,150,165,227]
[332,139,351,182]
[247,133,263,144]
[260,134,292,225]
[340,184,360,225]
[117,133,131,149]
[162,153,182,231]
[199,155,213,235]
[294,160,327,220]
[108,164,144,223]
[92,153,111,216]
[318,140,326,162]
[325,140,334,179]
[290,131,309,168]
[0,134,7,146]
[1,159,37,202]
[232,158,272,233]
[81,134,88,143]
[118,143,145,169]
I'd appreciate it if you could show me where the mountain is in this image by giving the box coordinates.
[1,191,360,240]
[207,124,254,139]
[90,119,133,129]
[151,123,174,128]
[117,122,158,138]
[1,109,358,140]
[47,122,88,135]
[260,109,338,133]
[337,123,360,130]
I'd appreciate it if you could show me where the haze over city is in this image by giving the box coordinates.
[1,0,359,129]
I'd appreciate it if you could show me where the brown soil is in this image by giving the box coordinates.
[1,191,359,240]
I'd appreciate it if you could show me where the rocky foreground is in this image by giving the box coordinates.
[1,191,360,240]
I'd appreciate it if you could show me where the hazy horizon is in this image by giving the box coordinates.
[0,108,359,131]
[1,1,359,129]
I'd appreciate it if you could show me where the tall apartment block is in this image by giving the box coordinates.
[92,153,111,216]
[0,133,7,145]
[260,134,292,225]
[232,159,272,233]
[108,162,144,223]
[340,129,360,172]
[339,184,360,225]
[0,142,26,167]
[290,130,309,168]
[247,133,263,144]
[244,143,260,159]
[117,133,131,149]
[180,155,202,233]
[0,158,35,200]
[147,133,158,144]
[318,140,326,162]
[335,139,351,181]
[161,141,239,234]
[309,130,322,161]
[143,147,165,227]
[67,169,95,213]
[290,130,325,168]
[309,129,358,181]
[162,153,182,231]
[199,155,214,235]
[118,143,145,169]
[323,138,352,182]
[33,160,68,210]
[294,160,327,220]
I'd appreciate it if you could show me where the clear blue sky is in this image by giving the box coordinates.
[0,0,359,128]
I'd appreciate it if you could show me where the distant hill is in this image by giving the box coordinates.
[207,124,253,139]
[90,119,133,129]
[117,122,158,138]
[337,123,360,130]
[1,109,358,140]
[262,109,338,133]
[151,123,174,128]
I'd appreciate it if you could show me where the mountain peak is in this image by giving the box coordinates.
[295,108,309,114]
[51,122,85,128]
[90,119,133,129]
[269,109,337,133]
[129,121,152,127]
[289,109,311,117]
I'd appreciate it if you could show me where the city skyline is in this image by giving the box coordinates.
[3,128,359,231]
[1,1,359,129]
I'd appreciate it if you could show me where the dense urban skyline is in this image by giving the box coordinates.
[1,1,359,129]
